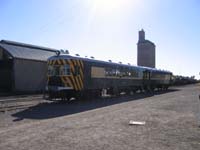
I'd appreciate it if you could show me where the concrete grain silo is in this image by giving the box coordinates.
[137,29,156,68]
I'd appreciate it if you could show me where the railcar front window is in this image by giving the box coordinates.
[54,66,60,76]
[63,65,70,75]
[47,65,60,76]
[48,66,54,76]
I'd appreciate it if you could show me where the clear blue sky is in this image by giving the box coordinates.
[0,0,200,79]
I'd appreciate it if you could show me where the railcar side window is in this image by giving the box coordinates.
[105,68,117,76]
[131,69,139,77]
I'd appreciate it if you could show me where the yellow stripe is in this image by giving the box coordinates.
[76,60,83,90]
[70,76,78,90]
[77,60,83,79]
[72,60,76,65]
[57,59,62,65]
[68,59,79,90]
[61,59,66,65]
[52,60,57,65]
[75,60,82,90]
[79,60,84,89]
[80,60,83,68]
[49,60,52,65]
[73,60,81,90]
[77,75,83,89]
[61,76,67,86]
[75,76,81,90]
[64,76,74,88]
[68,60,75,72]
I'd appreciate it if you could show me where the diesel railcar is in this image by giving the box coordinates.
[46,54,172,100]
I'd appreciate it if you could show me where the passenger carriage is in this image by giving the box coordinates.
[46,53,172,100]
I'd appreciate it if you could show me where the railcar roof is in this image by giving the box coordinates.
[48,54,172,74]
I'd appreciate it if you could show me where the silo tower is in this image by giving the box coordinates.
[137,29,156,68]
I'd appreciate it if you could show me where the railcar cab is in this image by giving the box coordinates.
[46,55,84,100]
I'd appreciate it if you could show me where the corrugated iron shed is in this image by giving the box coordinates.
[0,40,58,93]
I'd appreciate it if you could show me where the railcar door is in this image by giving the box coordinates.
[142,70,151,90]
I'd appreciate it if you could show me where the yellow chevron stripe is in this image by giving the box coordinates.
[61,59,66,65]
[77,60,83,79]
[61,76,67,86]
[64,76,74,89]
[80,60,83,68]
[75,60,83,90]
[68,59,79,90]
[75,76,81,90]
[75,60,82,90]
[57,59,62,65]
[51,60,54,65]
[68,60,75,72]
[70,76,78,90]
[72,60,76,65]
[77,75,83,89]
[52,60,57,65]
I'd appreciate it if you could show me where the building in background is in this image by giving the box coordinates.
[0,40,57,93]
[137,29,156,68]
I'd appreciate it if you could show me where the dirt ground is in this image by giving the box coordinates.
[0,84,200,150]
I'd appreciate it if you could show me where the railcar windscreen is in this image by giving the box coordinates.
[48,64,70,76]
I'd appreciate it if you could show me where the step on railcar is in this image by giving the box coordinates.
[46,54,173,100]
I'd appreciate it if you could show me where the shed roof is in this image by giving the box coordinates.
[0,40,58,61]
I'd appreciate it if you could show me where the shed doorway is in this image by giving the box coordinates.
[0,48,13,92]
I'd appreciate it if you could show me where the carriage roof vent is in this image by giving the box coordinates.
[108,60,112,62]
[60,49,69,54]
[60,49,65,54]
[75,54,80,56]
[128,63,131,65]
[90,56,95,59]
[119,61,122,64]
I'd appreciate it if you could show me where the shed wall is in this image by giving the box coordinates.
[0,48,2,59]
[14,59,47,92]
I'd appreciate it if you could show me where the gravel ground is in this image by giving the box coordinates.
[0,84,200,150]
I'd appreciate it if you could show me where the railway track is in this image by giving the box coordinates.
[0,95,43,102]
[0,103,36,112]
[0,95,46,112]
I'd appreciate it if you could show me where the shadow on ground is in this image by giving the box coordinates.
[12,89,178,120]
